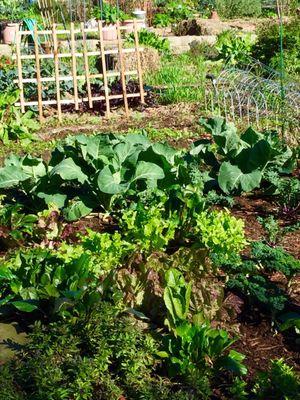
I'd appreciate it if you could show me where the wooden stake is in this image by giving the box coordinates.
[15,28,25,114]
[70,22,79,110]
[133,20,145,104]
[98,20,110,117]
[52,23,62,121]
[116,21,129,117]
[34,25,43,122]
[81,22,93,109]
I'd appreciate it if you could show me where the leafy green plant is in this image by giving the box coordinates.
[163,268,192,329]
[216,0,262,18]
[80,229,135,273]
[198,117,296,194]
[0,302,169,400]
[121,202,178,256]
[153,13,173,27]
[0,197,38,248]
[161,269,247,380]
[205,190,234,207]
[126,29,171,54]
[251,241,300,277]
[164,1,194,21]
[253,359,300,400]
[0,246,98,315]
[265,171,300,214]
[253,17,300,78]
[257,215,281,246]
[216,30,254,66]
[0,91,39,143]
[227,273,288,315]
[92,2,126,24]
[0,0,36,22]
[194,209,247,257]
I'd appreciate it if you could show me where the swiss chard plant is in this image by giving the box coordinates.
[160,269,247,378]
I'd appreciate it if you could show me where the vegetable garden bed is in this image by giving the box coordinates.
[0,116,299,399]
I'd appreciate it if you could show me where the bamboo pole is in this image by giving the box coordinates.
[116,21,129,117]
[133,20,145,104]
[81,22,93,109]
[98,20,110,117]
[52,23,62,121]
[34,25,43,122]
[70,22,79,110]
[15,28,25,114]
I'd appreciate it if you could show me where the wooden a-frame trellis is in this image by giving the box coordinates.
[13,20,145,122]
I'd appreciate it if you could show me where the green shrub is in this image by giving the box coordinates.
[0,302,164,400]
[252,18,300,77]
[216,0,262,18]
[215,30,254,65]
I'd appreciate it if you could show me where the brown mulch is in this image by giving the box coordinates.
[233,318,300,378]
[232,195,300,259]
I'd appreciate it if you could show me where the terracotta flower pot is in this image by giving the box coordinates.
[3,23,19,44]
[102,24,117,41]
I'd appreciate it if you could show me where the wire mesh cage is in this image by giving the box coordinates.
[205,58,300,137]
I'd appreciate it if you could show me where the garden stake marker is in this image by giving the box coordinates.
[15,28,25,114]
[70,22,79,111]
[117,20,129,117]
[34,24,43,122]
[81,22,93,109]
[53,23,62,121]
[98,20,111,117]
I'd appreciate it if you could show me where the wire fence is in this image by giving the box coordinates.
[204,58,300,137]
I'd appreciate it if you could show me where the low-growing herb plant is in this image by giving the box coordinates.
[126,29,171,55]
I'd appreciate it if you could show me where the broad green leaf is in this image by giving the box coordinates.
[133,161,165,182]
[218,162,262,194]
[97,166,129,194]
[63,201,93,221]
[152,143,178,165]
[241,127,264,146]
[37,192,67,208]
[0,166,28,188]
[50,158,87,184]
[11,301,38,313]
[236,140,271,173]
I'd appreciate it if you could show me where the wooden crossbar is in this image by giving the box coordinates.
[14,21,145,121]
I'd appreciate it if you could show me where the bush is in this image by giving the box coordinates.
[252,18,300,77]
[215,30,254,65]
[216,0,262,18]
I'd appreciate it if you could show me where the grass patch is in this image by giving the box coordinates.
[145,53,208,104]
